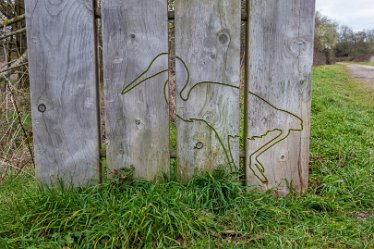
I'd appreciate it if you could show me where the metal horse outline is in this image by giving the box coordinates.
[121,53,303,183]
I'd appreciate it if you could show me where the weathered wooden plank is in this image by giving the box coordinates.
[25,0,100,186]
[101,0,169,180]
[246,0,315,195]
[175,0,241,181]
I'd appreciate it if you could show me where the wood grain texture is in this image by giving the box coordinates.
[246,0,315,195]
[101,0,169,180]
[175,0,241,181]
[25,0,100,186]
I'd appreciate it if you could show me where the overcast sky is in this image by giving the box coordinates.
[316,0,374,31]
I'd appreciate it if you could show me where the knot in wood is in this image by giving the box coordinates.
[218,32,229,44]
[203,111,217,124]
[288,38,307,56]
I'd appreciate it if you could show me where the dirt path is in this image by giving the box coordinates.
[344,63,374,91]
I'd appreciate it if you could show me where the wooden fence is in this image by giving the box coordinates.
[25,0,316,194]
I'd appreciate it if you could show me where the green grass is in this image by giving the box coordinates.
[340,61,374,67]
[358,62,374,67]
[0,65,373,248]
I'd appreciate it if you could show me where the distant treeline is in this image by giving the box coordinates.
[314,12,374,65]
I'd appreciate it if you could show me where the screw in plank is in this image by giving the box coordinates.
[194,142,204,150]
[38,103,46,113]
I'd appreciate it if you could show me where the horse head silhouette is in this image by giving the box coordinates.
[121,53,303,183]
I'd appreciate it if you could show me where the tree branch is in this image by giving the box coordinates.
[0,14,25,29]
[0,62,27,74]
[0,27,25,41]
[0,49,27,80]
[0,2,15,19]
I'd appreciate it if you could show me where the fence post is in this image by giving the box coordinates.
[246,0,316,195]
[25,0,100,186]
[101,0,169,180]
[175,0,241,181]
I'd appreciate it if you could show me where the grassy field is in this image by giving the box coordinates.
[0,65,373,248]
[341,61,374,67]
[357,62,374,67]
